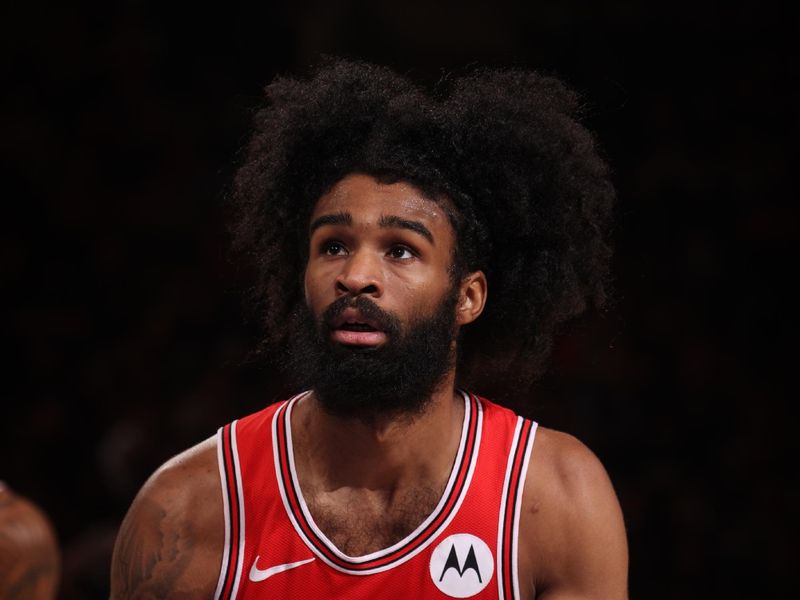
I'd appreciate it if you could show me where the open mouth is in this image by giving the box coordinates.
[338,322,379,332]
[329,310,387,347]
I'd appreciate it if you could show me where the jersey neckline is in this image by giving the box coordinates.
[271,390,483,574]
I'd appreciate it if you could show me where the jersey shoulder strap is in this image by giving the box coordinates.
[214,400,289,600]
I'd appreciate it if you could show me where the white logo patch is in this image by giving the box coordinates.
[248,556,315,582]
[429,533,494,598]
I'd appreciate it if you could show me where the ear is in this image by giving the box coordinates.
[455,271,488,326]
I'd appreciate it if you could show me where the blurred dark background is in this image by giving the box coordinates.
[2,1,796,598]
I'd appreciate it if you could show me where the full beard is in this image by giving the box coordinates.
[286,289,460,424]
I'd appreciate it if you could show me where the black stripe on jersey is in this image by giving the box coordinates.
[217,422,242,600]
[500,419,534,600]
[509,421,533,600]
[216,425,233,599]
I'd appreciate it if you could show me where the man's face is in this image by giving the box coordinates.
[287,173,462,421]
[304,173,457,346]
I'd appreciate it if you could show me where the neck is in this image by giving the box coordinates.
[291,373,464,492]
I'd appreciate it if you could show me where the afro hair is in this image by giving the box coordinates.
[230,58,614,398]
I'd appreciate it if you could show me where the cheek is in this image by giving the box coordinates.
[394,271,451,312]
[304,262,336,313]
[303,265,321,309]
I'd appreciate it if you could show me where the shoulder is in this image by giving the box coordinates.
[0,485,60,598]
[518,427,628,599]
[110,435,224,599]
[527,427,620,509]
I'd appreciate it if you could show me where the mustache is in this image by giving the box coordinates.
[321,296,401,337]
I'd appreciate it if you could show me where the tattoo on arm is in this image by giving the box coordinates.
[111,497,197,599]
[2,560,59,600]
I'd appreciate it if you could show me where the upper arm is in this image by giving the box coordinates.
[110,436,224,599]
[0,487,60,599]
[519,429,628,600]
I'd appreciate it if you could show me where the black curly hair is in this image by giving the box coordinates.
[230,58,614,397]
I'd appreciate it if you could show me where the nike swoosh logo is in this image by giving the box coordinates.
[248,556,316,582]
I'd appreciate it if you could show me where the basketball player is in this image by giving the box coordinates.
[0,483,60,599]
[111,60,628,599]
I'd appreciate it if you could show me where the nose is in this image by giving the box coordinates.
[335,249,382,298]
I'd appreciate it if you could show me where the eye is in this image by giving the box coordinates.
[387,245,415,260]
[322,241,347,256]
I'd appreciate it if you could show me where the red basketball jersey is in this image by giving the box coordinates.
[214,392,537,599]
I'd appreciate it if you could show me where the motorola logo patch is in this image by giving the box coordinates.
[429,534,494,597]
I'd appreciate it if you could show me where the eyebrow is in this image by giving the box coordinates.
[379,215,434,244]
[309,212,435,244]
[309,212,352,235]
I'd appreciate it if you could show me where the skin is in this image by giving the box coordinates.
[0,485,60,600]
[111,174,627,598]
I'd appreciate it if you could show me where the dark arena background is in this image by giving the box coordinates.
[2,1,796,598]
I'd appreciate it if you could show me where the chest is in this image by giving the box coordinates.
[217,395,539,599]
[302,485,442,556]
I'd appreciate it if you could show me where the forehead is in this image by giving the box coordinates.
[310,174,453,236]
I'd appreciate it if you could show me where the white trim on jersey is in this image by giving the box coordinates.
[229,420,246,599]
[275,390,483,575]
[496,417,524,600]
[511,422,537,599]
[214,426,232,600]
